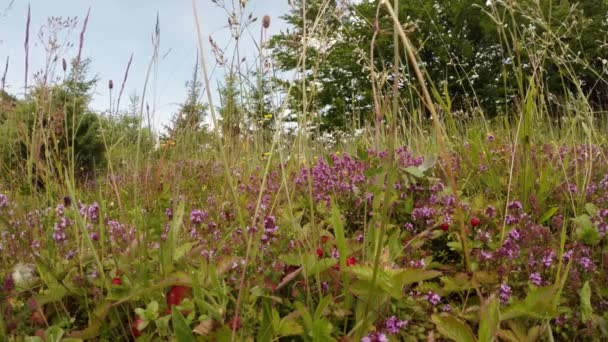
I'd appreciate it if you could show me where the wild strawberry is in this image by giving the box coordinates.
[228,316,241,331]
[346,256,357,266]
[470,217,481,227]
[166,285,192,308]
[131,318,145,338]
[440,223,449,231]
[316,247,324,258]
[111,277,122,286]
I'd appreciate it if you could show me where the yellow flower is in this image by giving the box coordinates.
[263,114,273,120]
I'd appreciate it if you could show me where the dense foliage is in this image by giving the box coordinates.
[270,0,608,131]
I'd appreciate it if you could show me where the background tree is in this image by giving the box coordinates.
[163,56,209,146]
[0,58,106,188]
[270,0,608,132]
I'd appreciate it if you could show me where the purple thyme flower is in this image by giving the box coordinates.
[426,291,441,306]
[508,201,523,210]
[485,205,496,218]
[385,316,408,334]
[190,209,208,225]
[480,250,493,261]
[529,272,542,286]
[331,248,340,259]
[55,204,65,217]
[579,256,594,272]
[0,194,8,209]
[542,250,554,268]
[508,229,520,241]
[86,202,100,223]
[412,207,435,221]
[505,215,519,225]
[361,332,388,342]
[499,284,511,304]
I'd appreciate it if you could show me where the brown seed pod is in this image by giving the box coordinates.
[262,15,271,29]
[108,79,114,90]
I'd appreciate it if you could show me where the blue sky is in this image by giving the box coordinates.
[0,0,290,130]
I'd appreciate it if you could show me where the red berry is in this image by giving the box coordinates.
[167,285,192,308]
[346,256,357,266]
[321,235,330,244]
[228,316,241,331]
[470,217,481,227]
[132,318,145,338]
[440,223,449,231]
[316,247,324,258]
[111,277,122,286]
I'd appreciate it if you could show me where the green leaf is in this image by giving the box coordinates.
[277,316,304,337]
[404,166,424,178]
[314,296,333,320]
[431,314,476,342]
[478,296,500,342]
[162,202,185,273]
[539,207,559,224]
[502,285,560,320]
[571,215,600,245]
[312,318,334,341]
[580,281,593,323]
[585,203,599,216]
[45,326,65,342]
[174,242,194,262]
[419,155,437,172]
[397,269,442,286]
[172,310,195,342]
[257,300,273,342]
[330,201,347,272]
[442,273,475,294]
[348,266,441,299]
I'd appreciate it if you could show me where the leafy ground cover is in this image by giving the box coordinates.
[2,138,608,341]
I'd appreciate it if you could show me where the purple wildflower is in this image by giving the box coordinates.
[508,229,520,241]
[86,202,100,223]
[499,284,511,304]
[508,201,523,210]
[55,204,65,217]
[0,194,8,209]
[480,250,493,261]
[426,291,441,305]
[385,316,408,334]
[361,332,388,342]
[331,248,340,259]
[542,250,554,268]
[579,256,594,272]
[412,207,435,221]
[190,209,208,225]
[485,205,496,218]
[529,272,542,286]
